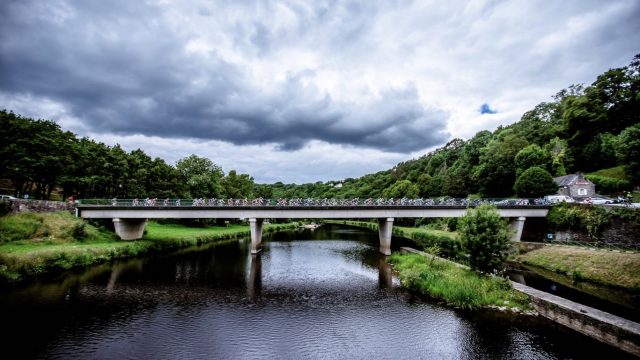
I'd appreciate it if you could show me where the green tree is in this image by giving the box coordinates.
[513,167,558,198]
[459,204,511,273]
[222,170,254,198]
[382,180,419,198]
[514,144,552,177]
[615,124,640,185]
[473,131,528,197]
[176,155,224,198]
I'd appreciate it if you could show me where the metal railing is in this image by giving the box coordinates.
[77,197,551,207]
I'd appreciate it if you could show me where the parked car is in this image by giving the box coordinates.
[584,196,614,205]
[543,195,575,203]
[0,195,18,200]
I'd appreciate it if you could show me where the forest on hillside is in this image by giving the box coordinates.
[1,55,638,201]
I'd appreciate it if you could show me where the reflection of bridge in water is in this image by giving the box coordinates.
[76,199,550,255]
[244,254,394,301]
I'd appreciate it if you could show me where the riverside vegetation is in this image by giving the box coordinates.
[333,206,531,311]
[0,211,297,283]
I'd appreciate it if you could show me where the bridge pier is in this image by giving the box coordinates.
[112,218,147,240]
[509,216,526,242]
[249,218,264,254]
[378,217,394,255]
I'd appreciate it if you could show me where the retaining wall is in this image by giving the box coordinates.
[398,246,640,357]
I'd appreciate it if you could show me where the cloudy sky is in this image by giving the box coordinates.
[1,0,639,183]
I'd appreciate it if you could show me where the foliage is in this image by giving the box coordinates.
[383,180,419,198]
[513,167,557,198]
[458,205,511,273]
[388,253,530,310]
[584,174,632,194]
[514,145,552,177]
[615,123,640,184]
[546,203,609,240]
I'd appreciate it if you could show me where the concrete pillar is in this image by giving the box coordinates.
[509,216,526,242]
[112,218,147,240]
[249,218,264,254]
[378,217,394,255]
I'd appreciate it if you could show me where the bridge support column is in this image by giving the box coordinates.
[112,218,147,240]
[378,218,394,255]
[249,218,264,254]
[509,216,526,242]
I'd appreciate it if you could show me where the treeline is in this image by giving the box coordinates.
[268,54,640,199]
[0,111,256,200]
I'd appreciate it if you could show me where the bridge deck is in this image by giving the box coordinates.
[77,205,549,219]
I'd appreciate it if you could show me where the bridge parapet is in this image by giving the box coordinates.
[78,197,552,208]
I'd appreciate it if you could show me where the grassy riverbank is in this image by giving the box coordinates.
[327,220,462,258]
[516,246,640,292]
[0,211,297,283]
[388,252,531,311]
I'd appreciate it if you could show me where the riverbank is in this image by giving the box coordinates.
[0,211,297,283]
[388,250,531,311]
[515,246,640,292]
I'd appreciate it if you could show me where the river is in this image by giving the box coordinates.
[0,224,634,359]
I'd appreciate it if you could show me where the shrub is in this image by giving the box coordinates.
[513,166,557,198]
[458,204,510,273]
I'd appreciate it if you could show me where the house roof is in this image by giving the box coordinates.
[553,173,593,187]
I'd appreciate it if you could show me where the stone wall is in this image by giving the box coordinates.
[4,199,75,214]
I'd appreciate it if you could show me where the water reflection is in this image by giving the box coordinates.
[247,255,262,301]
[378,254,393,289]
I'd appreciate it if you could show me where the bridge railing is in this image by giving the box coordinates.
[77,197,551,207]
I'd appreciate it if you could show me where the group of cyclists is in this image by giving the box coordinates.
[117,197,552,207]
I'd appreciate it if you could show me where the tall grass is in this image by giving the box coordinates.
[388,253,530,310]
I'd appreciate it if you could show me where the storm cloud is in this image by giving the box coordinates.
[0,0,449,152]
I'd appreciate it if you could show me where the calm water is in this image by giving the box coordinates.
[0,224,634,359]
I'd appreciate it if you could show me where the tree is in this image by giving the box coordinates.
[513,167,558,198]
[222,170,254,198]
[615,124,640,185]
[459,204,511,273]
[382,180,419,198]
[473,131,528,197]
[175,155,224,198]
[514,144,552,177]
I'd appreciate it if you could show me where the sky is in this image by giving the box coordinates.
[1,0,639,184]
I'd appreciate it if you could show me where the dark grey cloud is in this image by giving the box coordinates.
[0,0,448,153]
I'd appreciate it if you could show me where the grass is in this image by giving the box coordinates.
[0,211,298,283]
[587,165,628,180]
[388,252,531,310]
[516,246,640,291]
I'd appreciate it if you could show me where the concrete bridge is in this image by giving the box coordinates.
[76,200,549,255]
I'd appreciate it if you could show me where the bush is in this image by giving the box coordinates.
[458,204,510,273]
[546,203,612,241]
[513,166,557,198]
